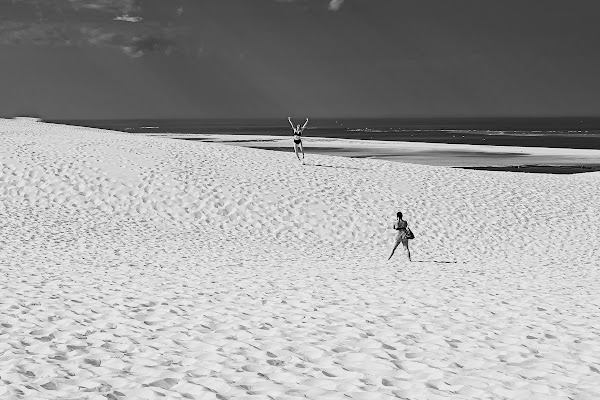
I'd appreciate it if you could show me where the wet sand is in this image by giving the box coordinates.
[162,133,600,172]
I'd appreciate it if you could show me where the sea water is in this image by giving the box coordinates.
[46,117,600,149]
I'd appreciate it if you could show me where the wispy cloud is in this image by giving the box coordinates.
[328,0,345,11]
[1,21,183,58]
[275,0,345,11]
[68,0,139,14]
[114,14,142,23]
[0,0,187,57]
[0,22,77,47]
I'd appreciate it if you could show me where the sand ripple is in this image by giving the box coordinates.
[1,119,599,399]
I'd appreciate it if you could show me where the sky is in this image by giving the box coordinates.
[1,0,600,119]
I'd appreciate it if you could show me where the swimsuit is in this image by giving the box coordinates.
[293,131,302,144]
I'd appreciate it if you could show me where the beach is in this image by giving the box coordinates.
[1,118,600,399]
[147,133,600,171]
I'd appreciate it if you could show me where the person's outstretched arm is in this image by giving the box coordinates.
[288,117,295,129]
[301,118,309,130]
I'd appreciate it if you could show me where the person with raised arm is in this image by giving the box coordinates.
[288,117,309,164]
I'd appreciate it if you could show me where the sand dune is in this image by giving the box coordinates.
[1,118,599,399]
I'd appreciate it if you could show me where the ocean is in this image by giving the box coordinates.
[45,117,600,150]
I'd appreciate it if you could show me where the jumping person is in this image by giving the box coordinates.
[288,117,309,163]
[388,211,412,261]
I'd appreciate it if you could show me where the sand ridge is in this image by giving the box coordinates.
[1,119,599,399]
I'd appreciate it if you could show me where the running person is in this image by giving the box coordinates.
[388,211,412,261]
[288,117,309,163]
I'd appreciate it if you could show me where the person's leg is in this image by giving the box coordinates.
[402,240,411,261]
[293,143,301,161]
[299,141,305,159]
[388,241,400,260]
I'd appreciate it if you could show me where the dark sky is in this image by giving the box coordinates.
[2,0,600,118]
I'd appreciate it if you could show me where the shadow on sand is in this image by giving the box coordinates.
[311,163,362,170]
[413,260,462,264]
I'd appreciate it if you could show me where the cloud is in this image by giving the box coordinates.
[68,0,139,14]
[122,34,176,57]
[276,0,345,11]
[114,14,142,23]
[328,0,344,11]
[82,24,181,57]
[1,21,183,58]
[0,1,188,57]
[0,22,77,46]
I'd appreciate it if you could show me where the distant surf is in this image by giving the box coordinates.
[45,117,600,149]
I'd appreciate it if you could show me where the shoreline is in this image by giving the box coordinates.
[11,119,600,173]
[149,132,600,173]
[459,164,600,174]
[43,117,600,150]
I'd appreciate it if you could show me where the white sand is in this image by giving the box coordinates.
[1,118,599,400]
